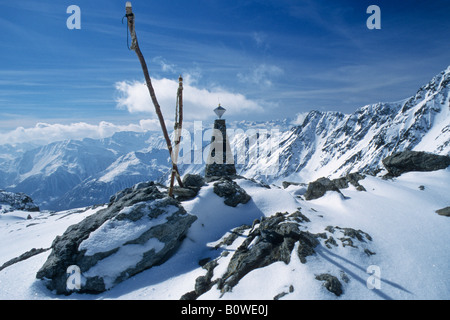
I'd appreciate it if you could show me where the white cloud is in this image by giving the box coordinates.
[252,32,269,49]
[291,112,310,126]
[237,64,284,87]
[114,77,264,120]
[152,56,176,73]
[0,120,162,146]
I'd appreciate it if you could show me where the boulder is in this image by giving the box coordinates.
[182,174,206,189]
[213,177,251,207]
[315,273,343,296]
[304,177,343,200]
[436,206,450,217]
[304,173,366,200]
[216,212,319,292]
[382,151,450,177]
[172,174,206,201]
[172,187,198,201]
[36,181,197,294]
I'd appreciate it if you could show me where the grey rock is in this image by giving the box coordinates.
[297,231,320,263]
[0,247,50,272]
[182,174,205,189]
[282,181,307,189]
[36,182,197,295]
[217,212,318,291]
[304,177,343,200]
[304,173,366,200]
[172,174,206,201]
[382,151,450,177]
[181,258,219,300]
[214,224,251,249]
[315,273,343,296]
[213,178,251,207]
[172,187,198,201]
[436,206,450,217]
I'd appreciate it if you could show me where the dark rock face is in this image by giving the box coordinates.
[213,177,251,207]
[436,206,450,217]
[0,248,50,272]
[173,174,206,201]
[182,174,206,189]
[315,273,343,296]
[304,173,366,200]
[304,177,343,200]
[382,151,450,177]
[217,212,319,293]
[0,190,39,213]
[36,181,197,295]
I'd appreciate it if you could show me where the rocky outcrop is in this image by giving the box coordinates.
[180,209,375,299]
[0,248,50,272]
[304,173,366,200]
[213,177,251,207]
[0,190,39,213]
[209,212,320,294]
[315,273,343,296]
[382,151,450,177]
[36,181,197,295]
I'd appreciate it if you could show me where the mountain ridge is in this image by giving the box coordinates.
[0,66,449,210]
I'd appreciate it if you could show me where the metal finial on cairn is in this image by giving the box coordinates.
[214,104,226,119]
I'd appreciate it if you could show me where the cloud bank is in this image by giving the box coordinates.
[1,76,269,146]
[115,77,264,120]
[0,120,164,146]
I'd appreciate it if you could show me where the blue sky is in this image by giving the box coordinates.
[0,0,449,142]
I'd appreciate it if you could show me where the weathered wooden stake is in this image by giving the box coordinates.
[125,2,183,195]
[168,75,184,196]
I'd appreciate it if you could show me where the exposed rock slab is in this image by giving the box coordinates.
[304,173,366,200]
[36,181,197,294]
[382,151,450,177]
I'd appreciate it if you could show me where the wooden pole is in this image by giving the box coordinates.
[168,75,184,196]
[125,3,183,193]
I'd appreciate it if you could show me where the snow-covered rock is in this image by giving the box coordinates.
[36,181,197,294]
[0,190,39,213]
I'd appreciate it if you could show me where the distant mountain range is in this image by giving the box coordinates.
[0,66,448,210]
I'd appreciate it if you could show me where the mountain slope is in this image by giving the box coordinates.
[0,132,170,210]
[0,168,448,299]
[242,66,450,183]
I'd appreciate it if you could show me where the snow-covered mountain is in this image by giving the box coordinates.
[242,66,450,183]
[0,66,449,210]
[0,132,171,210]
